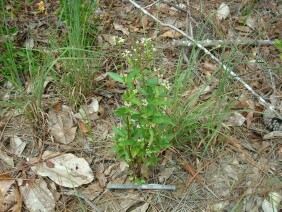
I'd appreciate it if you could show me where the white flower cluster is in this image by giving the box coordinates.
[142,99,148,106]
[124,101,132,107]
[113,36,125,45]
[146,149,152,154]
[122,49,132,58]
[157,73,171,90]
[137,138,143,142]
[140,37,151,46]
[160,79,171,90]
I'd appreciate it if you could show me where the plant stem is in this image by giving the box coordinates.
[126,115,132,160]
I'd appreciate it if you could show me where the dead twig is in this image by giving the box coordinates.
[128,0,281,118]
[174,39,274,47]
[181,0,193,64]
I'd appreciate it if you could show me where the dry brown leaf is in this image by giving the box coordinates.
[241,141,256,152]
[0,174,22,212]
[48,105,77,144]
[20,179,55,212]
[129,24,140,32]
[78,120,89,133]
[104,164,117,176]
[246,17,257,29]
[160,150,171,166]
[160,30,183,39]
[163,17,185,28]
[216,3,230,20]
[141,16,148,28]
[263,131,282,139]
[31,151,94,188]
[102,34,116,46]
[96,163,107,188]
[158,167,175,183]
[74,97,100,122]
[278,147,282,161]
[269,192,282,210]
[0,150,14,167]
[113,23,129,36]
[78,183,103,201]
[233,98,255,110]
[53,102,62,112]
[9,135,26,156]
[182,161,205,182]
[98,106,105,118]
[132,202,150,212]
[119,161,129,172]
[203,62,218,73]
[48,181,60,201]
[262,199,277,212]
[224,112,246,127]
[119,193,144,212]
[235,25,251,32]
[24,38,35,49]
[107,99,115,104]
[245,111,254,128]
[209,202,230,211]
[222,165,238,181]
[141,164,150,179]
[0,121,4,132]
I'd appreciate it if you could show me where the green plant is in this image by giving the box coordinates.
[165,43,234,158]
[109,38,174,180]
[274,39,282,59]
[241,0,256,16]
[54,0,100,105]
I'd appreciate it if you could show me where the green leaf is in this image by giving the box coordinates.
[112,126,126,137]
[127,68,141,81]
[130,96,141,105]
[0,101,19,107]
[151,99,171,106]
[158,138,171,148]
[146,157,159,166]
[131,112,140,120]
[274,39,282,50]
[143,69,151,75]
[151,115,175,125]
[124,151,131,162]
[148,128,154,146]
[108,72,124,83]
[147,77,158,86]
[139,88,148,95]
[116,149,126,159]
[115,107,129,116]
[131,147,140,158]
[110,145,120,152]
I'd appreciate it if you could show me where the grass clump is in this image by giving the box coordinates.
[53,0,101,106]
[0,0,101,136]
[0,7,49,124]
[0,0,101,108]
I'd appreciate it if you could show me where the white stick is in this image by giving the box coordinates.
[174,39,274,47]
[128,0,280,118]
[107,183,176,190]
